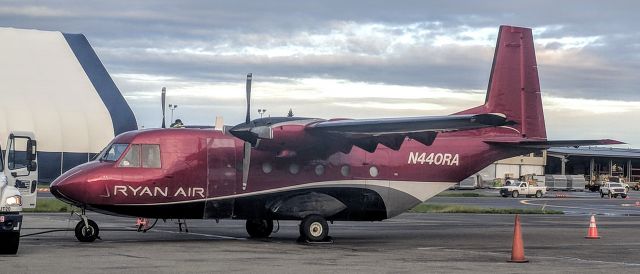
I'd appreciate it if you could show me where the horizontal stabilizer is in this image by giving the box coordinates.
[485,139,624,148]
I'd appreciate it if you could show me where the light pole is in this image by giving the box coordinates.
[258,109,267,118]
[169,104,178,122]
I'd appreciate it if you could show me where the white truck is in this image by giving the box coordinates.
[0,132,38,254]
[499,180,546,198]
[599,182,627,199]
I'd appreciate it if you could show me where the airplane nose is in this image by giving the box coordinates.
[50,171,87,206]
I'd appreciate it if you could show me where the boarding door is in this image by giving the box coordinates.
[204,138,236,219]
[360,147,389,218]
[5,132,38,208]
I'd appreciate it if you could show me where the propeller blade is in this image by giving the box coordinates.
[161,87,166,128]
[242,142,251,190]
[245,73,252,124]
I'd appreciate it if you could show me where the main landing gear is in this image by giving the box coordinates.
[299,215,330,243]
[246,219,274,238]
[74,209,100,242]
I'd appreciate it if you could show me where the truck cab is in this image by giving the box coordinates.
[0,132,38,254]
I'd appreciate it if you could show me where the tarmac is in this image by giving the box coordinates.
[2,192,640,273]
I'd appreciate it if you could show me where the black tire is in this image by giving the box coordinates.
[501,194,508,198]
[511,191,519,198]
[299,215,329,242]
[246,219,274,238]
[0,232,20,254]
[535,191,543,198]
[621,194,627,199]
[75,219,99,242]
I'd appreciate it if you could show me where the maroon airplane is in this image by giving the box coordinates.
[51,25,621,243]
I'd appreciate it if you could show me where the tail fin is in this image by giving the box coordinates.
[458,25,546,139]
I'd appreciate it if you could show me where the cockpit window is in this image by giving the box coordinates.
[119,144,141,168]
[141,145,161,168]
[101,144,129,162]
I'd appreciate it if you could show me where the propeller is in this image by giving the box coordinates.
[241,74,252,190]
[161,87,166,128]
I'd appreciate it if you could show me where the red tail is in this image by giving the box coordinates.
[458,25,546,139]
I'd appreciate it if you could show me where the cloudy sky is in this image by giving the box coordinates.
[1,0,638,146]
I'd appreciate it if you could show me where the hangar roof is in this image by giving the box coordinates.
[547,147,640,159]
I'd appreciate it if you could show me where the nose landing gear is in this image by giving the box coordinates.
[246,219,274,238]
[74,209,100,242]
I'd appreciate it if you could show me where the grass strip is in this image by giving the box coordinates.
[436,192,484,197]
[23,199,74,213]
[409,203,563,214]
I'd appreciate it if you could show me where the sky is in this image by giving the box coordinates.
[0,0,638,146]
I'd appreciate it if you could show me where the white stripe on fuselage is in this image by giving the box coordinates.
[114,180,456,206]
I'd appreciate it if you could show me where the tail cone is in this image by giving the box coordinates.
[508,214,529,263]
[585,214,601,239]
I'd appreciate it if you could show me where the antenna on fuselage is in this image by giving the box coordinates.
[161,87,166,128]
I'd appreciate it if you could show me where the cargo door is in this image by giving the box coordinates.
[204,138,236,219]
[5,132,38,208]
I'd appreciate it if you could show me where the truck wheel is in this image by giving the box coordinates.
[621,194,627,199]
[511,191,519,198]
[535,191,543,198]
[501,194,508,198]
[0,232,20,254]
[75,219,100,242]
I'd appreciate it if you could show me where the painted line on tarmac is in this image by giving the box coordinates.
[153,229,246,240]
[417,247,640,266]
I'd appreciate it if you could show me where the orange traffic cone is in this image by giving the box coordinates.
[508,214,529,263]
[585,214,600,239]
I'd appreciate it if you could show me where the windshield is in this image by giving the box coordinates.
[609,183,623,188]
[100,144,129,162]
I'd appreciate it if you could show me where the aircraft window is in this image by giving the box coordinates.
[101,144,129,162]
[119,145,141,168]
[262,163,273,174]
[141,145,161,168]
[340,165,350,177]
[289,164,300,175]
[315,165,325,176]
[369,166,379,177]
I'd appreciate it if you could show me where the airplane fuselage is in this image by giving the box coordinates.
[52,126,530,221]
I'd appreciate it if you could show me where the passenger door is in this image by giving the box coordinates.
[204,138,236,218]
[5,132,38,208]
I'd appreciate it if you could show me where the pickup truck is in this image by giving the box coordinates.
[600,182,627,199]
[0,132,38,254]
[500,180,546,198]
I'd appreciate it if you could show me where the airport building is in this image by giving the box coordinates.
[0,27,137,182]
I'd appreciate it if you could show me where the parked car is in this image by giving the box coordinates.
[600,182,627,199]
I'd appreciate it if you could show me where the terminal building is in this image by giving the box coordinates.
[458,147,640,190]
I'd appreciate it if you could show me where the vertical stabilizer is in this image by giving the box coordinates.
[458,25,546,139]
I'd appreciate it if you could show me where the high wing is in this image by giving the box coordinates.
[484,139,624,148]
[229,113,511,154]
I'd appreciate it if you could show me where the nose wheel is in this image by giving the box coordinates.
[74,214,100,242]
[299,215,330,242]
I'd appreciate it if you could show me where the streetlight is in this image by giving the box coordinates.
[258,109,267,118]
[168,104,178,122]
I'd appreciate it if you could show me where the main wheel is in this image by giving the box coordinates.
[0,232,20,254]
[75,219,100,242]
[246,219,273,238]
[299,215,329,242]
[535,191,543,198]
[511,191,519,198]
